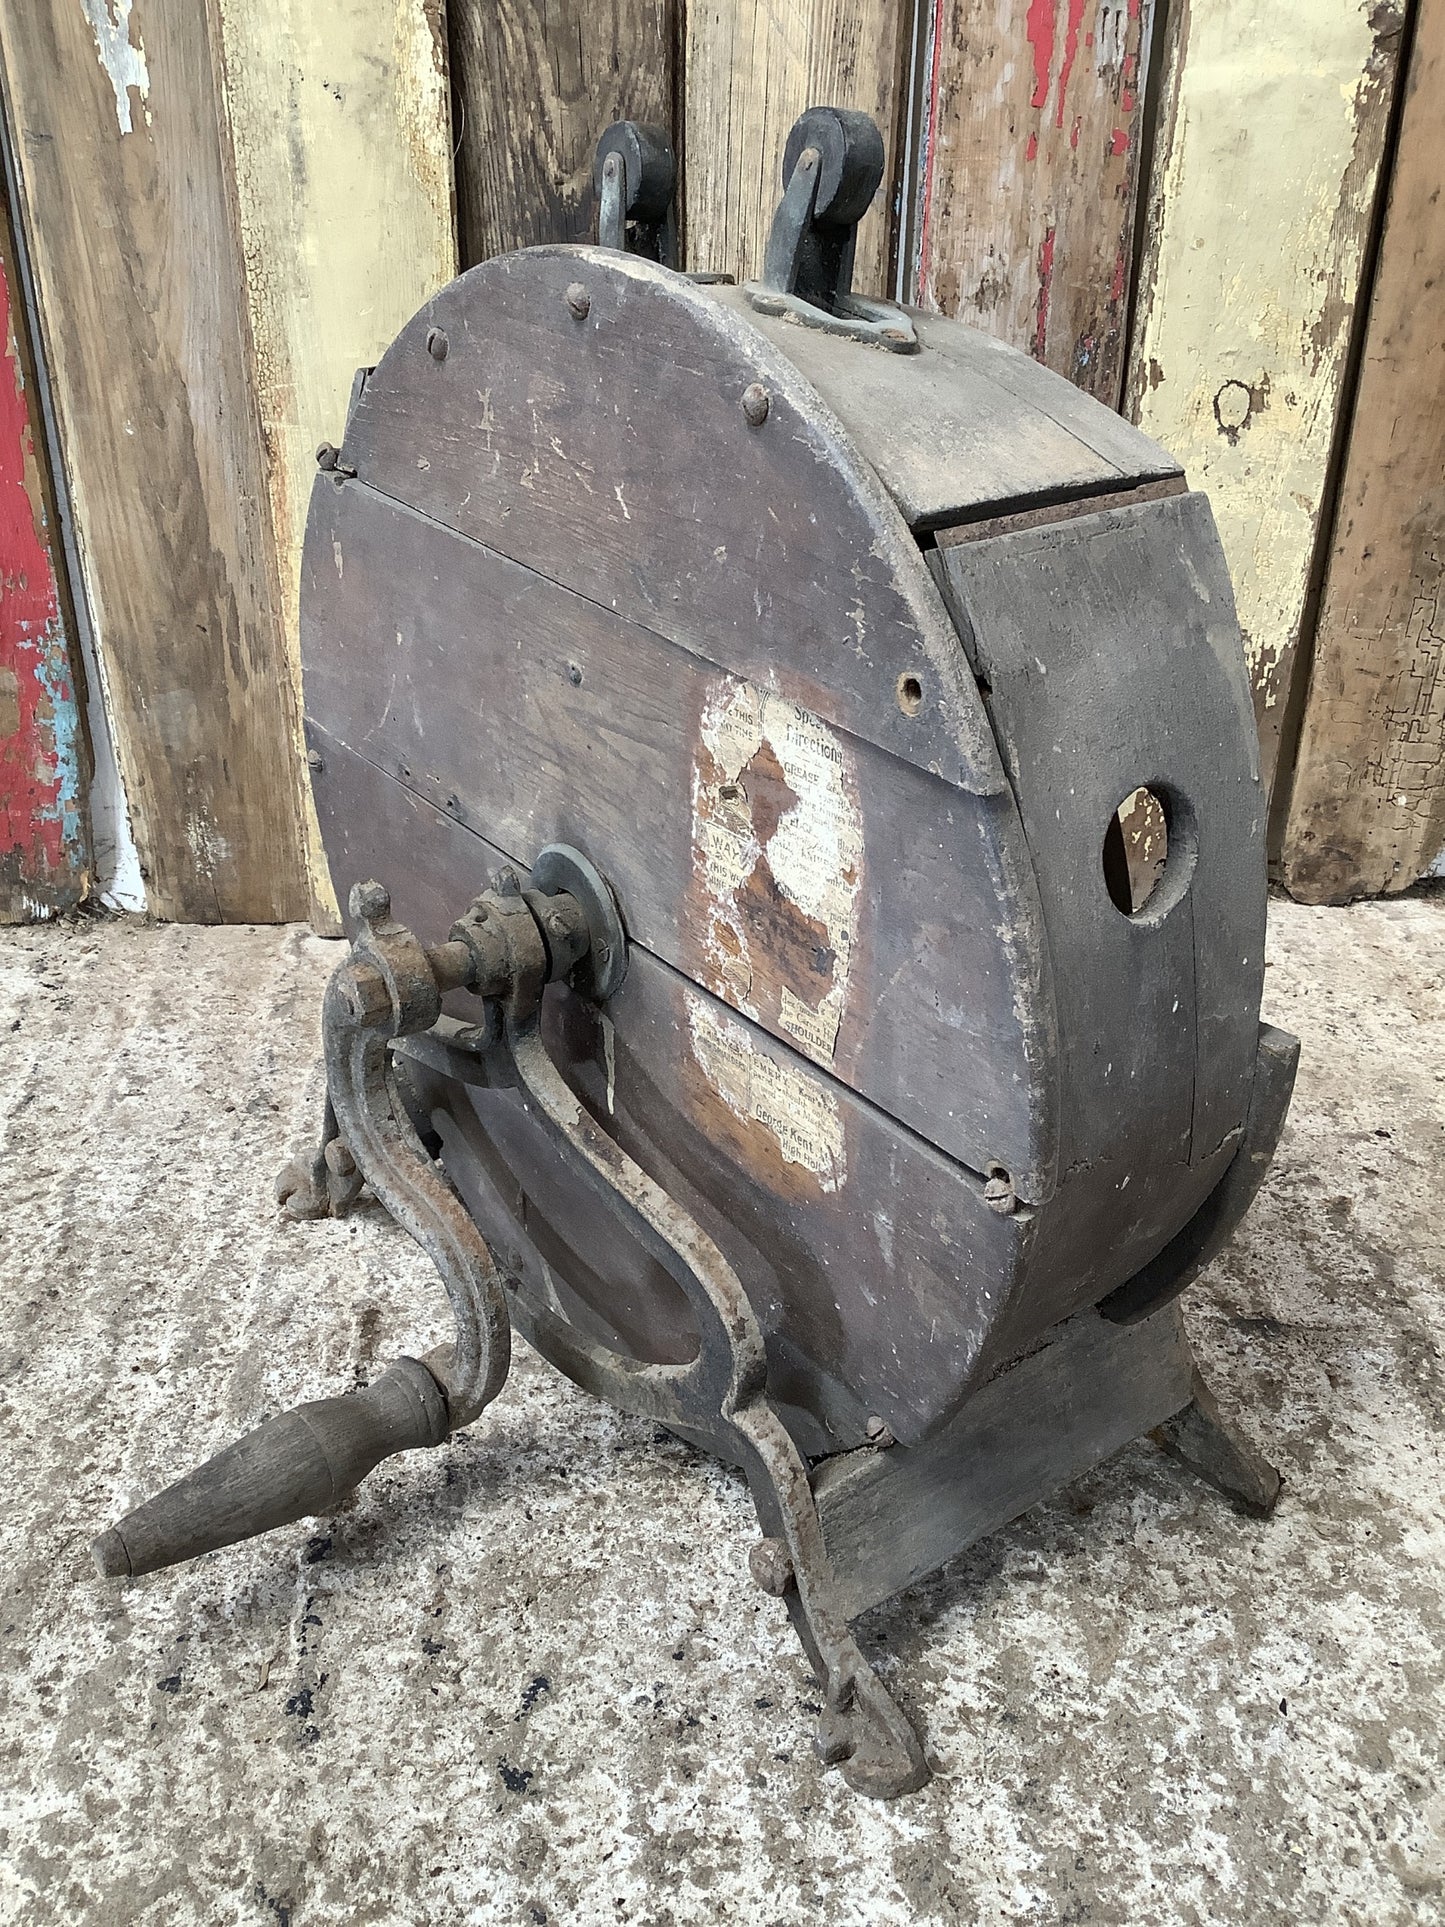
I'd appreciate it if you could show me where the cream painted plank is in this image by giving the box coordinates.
[912,0,1157,407]
[683,0,910,293]
[1126,0,1406,787]
[212,0,456,931]
[1280,0,1445,901]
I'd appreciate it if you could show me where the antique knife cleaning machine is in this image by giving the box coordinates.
[95,112,1299,1798]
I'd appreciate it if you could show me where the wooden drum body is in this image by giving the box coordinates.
[302,245,1292,1459]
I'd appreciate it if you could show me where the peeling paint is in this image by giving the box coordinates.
[692,679,861,1069]
[1129,0,1404,775]
[687,994,846,1193]
[0,243,88,919]
[915,0,1155,405]
[80,0,151,136]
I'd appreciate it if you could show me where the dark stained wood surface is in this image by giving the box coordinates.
[936,490,1267,1361]
[339,247,1010,792]
[815,1304,1194,1619]
[310,730,1030,1449]
[449,0,675,270]
[716,292,1181,532]
[0,0,306,920]
[303,476,1050,1189]
[302,247,1276,1448]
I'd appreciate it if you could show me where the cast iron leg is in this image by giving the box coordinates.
[1156,1369,1282,1518]
[498,1017,931,1798]
[276,1087,365,1219]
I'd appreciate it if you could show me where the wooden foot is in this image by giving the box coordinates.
[1155,1371,1281,1518]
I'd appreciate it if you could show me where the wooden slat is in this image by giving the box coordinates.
[1126,0,1407,790]
[720,288,1181,529]
[682,0,910,292]
[911,0,1157,407]
[303,478,1042,1185]
[0,167,88,920]
[0,0,305,921]
[449,0,674,269]
[1279,0,1445,902]
[815,1305,1193,1620]
[211,0,457,930]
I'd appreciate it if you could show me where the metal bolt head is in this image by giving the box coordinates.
[306,748,323,772]
[350,879,391,925]
[749,1537,794,1596]
[315,441,339,471]
[546,911,568,938]
[567,662,583,686]
[426,326,448,361]
[565,282,591,320]
[865,1415,895,1448]
[343,966,392,1023]
[741,382,770,427]
[496,866,521,897]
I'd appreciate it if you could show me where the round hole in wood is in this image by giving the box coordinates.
[896,672,924,716]
[1102,785,1173,916]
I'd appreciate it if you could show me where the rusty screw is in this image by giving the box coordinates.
[306,748,323,772]
[315,442,340,471]
[565,282,591,320]
[426,326,448,361]
[741,382,770,427]
[865,1415,896,1449]
[984,1166,1018,1216]
[749,1537,794,1596]
[546,912,568,939]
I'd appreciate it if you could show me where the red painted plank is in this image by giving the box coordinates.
[0,233,88,918]
[912,0,1155,407]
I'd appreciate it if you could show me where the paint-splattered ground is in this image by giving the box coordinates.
[1,896,1442,1926]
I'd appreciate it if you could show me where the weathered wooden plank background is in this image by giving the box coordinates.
[0,176,88,921]
[1279,0,1445,901]
[450,0,674,268]
[911,0,1156,407]
[1126,0,1407,792]
[0,0,1439,917]
[0,0,307,922]
[683,0,910,290]
[212,0,457,930]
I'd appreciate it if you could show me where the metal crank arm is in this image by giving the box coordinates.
[91,855,604,1580]
[500,1012,930,1798]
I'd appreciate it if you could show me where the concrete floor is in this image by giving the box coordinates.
[1,895,1442,1926]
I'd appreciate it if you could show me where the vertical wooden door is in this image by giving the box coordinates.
[910,0,1156,407]
[1279,0,1445,901]
[450,0,675,269]
[1127,0,1407,791]
[683,0,911,290]
[0,0,307,922]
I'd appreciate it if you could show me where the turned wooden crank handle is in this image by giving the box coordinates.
[90,1355,448,1579]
